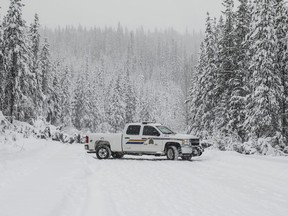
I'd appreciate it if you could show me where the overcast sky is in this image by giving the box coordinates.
[0,0,236,33]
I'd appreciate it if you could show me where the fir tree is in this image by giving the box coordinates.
[244,0,281,138]
[107,75,126,132]
[46,63,61,125]
[216,0,236,134]
[72,73,85,130]
[2,0,34,122]
[189,13,218,136]
[29,13,42,116]
[40,38,51,96]
[228,0,251,140]
[124,70,137,123]
[0,9,5,111]
[60,66,72,127]
[273,0,288,143]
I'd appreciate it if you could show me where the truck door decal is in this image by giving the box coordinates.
[126,139,145,144]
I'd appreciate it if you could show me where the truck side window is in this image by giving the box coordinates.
[126,125,141,135]
[143,126,160,136]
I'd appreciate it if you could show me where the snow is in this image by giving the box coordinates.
[0,138,288,216]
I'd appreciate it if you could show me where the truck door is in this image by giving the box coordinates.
[141,126,162,152]
[123,125,144,152]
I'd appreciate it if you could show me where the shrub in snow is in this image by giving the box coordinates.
[256,138,286,156]
[236,140,257,155]
[200,140,214,149]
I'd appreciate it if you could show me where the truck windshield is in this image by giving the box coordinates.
[156,126,175,135]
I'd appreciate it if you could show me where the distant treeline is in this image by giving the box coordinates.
[0,0,202,132]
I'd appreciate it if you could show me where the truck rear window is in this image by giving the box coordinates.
[126,125,141,135]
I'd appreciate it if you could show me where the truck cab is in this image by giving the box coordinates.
[85,122,203,160]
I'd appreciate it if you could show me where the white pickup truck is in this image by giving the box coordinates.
[84,122,203,160]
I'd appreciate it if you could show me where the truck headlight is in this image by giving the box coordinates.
[182,139,189,145]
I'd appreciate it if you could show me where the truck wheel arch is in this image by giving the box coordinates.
[165,142,181,153]
[95,140,111,150]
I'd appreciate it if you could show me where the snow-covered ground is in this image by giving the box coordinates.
[0,139,288,216]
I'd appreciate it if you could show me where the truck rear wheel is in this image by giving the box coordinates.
[166,146,179,160]
[96,145,111,159]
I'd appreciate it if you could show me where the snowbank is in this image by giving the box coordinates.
[0,112,84,155]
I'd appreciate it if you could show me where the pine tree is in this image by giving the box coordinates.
[216,0,236,134]
[273,0,288,143]
[188,13,218,136]
[40,38,51,96]
[60,66,72,127]
[82,59,94,130]
[0,9,5,111]
[199,13,218,134]
[188,43,206,134]
[107,75,126,132]
[72,73,85,130]
[2,0,34,122]
[93,57,106,130]
[244,0,281,138]
[124,70,137,123]
[46,63,61,125]
[29,13,42,116]
[228,0,251,140]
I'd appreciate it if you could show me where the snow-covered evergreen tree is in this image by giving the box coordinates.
[107,75,126,132]
[46,62,61,125]
[244,0,281,138]
[124,70,137,123]
[0,9,5,111]
[188,43,206,134]
[2,0,34,122]
[228,0,251,140]
[40,38,51,96]
[60,66,73,127]
[273,0,288,143]
[29,13,42,117]
[216,0,236,134]
[189,13,218,136]
[72,73,85,130]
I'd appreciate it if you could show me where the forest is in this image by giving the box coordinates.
[0,0,202,133]
[188,0,288,154]
[1,0,288,154]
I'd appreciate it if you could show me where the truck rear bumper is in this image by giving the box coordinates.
[86,150,96,154]
[85,145,96,153]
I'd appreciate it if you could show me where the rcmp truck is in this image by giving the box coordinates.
[84,122,203,160]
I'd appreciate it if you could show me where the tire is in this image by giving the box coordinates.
[181,155,192,161]
[111,152,124,159]
[96,145,111,159]
[166,146,179,160]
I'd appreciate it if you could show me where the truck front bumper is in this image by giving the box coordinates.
[181,145,204,156]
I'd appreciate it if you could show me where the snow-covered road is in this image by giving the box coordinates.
[0,139,288,216]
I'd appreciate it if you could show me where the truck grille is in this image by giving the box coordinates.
[190,139,200,146]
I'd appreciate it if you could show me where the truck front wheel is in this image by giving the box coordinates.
[166,146,179,160]
[96,145,111,159]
